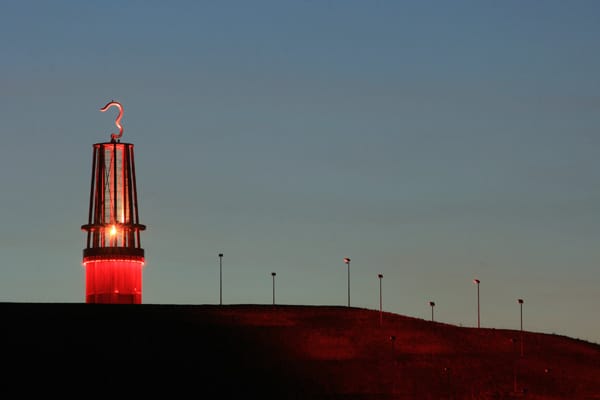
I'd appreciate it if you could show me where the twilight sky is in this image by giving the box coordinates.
[1,1,599,344]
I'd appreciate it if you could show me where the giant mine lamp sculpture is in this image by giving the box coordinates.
[81,101,146,304]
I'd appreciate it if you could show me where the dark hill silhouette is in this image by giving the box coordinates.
[1,302,598,399]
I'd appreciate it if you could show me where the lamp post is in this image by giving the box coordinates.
[429,301,436,322]
[378,274,383,326]
[344,257,351,307]
[271,272,276,305]
[218,253,223,305]
[518,298,524,356]
[473,279,481,328]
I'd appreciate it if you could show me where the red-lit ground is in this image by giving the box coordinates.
[1,303,598,399]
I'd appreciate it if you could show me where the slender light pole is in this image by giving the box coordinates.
[518,298,524,356]
[218,253,223,305]
[378,274,383,326]
[429,301,436,322]
[344,257,351,307]
[473,279,481,328]
[271,272,276,305]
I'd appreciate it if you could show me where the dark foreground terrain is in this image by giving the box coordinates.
[1,302,598,399]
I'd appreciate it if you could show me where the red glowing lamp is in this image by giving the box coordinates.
[81,101,146,304]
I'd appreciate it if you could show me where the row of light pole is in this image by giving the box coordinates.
[473,278,526,356]
[216,254,525,337]
[369,271,524,334]
[215,255,369,312]
[218,253,279,305]
[472,278,524,328]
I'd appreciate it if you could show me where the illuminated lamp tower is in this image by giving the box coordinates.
[81,101,146,304]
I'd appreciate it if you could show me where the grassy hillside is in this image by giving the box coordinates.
[1,303,598,399]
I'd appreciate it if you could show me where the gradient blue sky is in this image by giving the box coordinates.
[1,1,599,343]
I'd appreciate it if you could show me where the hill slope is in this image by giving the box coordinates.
[1,303,598,399]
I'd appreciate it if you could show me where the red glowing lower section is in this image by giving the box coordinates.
[83,258,144,304]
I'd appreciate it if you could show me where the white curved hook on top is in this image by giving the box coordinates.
[100,100,124,141]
